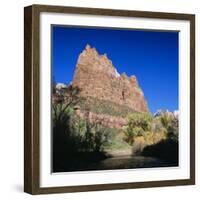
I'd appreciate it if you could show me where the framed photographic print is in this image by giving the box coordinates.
[24,4,195,194]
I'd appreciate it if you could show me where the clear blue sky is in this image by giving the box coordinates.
[52,26,178,113]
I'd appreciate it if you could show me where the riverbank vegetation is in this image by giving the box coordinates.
[123,112,178,163]
[52,85,179,172]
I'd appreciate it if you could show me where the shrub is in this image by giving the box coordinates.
[53,104,113,153]
[155,112,178,142]
[124,113,152,145]
[131,131,166,155]
[132,136,146,155]
[151,117,166,134]
[102,135,131,150]
[144,132,154,146]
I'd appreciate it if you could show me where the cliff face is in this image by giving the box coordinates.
[72,44,149,113]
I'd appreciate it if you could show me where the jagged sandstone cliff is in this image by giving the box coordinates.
[73,44,148,112]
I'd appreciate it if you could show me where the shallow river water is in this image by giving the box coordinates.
[54,155,178,172]
[86,155,176,171]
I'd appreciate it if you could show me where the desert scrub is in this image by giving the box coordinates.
[77,96,136,118]
[102,137,131,150]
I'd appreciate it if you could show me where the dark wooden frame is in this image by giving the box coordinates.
[24,4,195,195]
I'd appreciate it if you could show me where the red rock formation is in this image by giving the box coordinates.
[75,109,127,129]
[72,44,149,113]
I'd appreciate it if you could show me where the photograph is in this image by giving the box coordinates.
[24,5,195,194]
[52,26,179,173]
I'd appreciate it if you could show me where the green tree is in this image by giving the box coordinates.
[159,112,178,140]
[124,113,152,145]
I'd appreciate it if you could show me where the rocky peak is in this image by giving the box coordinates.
[77,44,119,78]
[129,75,139,87]
[78,44,98,61]
[73,45,149,113]
[85,44,91,50]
